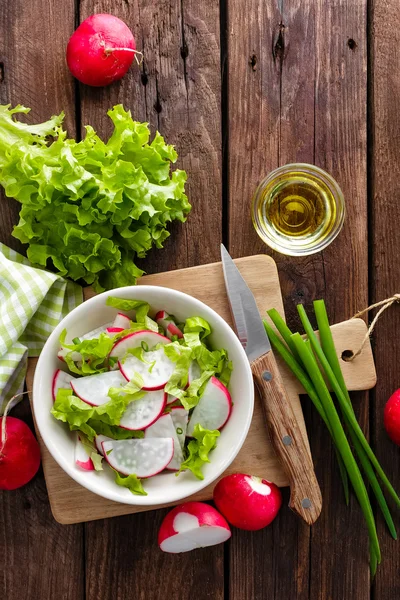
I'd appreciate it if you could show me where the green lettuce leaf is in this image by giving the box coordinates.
[106,297,158,332]
[87,420,144,440]
[177,424,220,480]
[114,471,147,496]
[51,387,144,441]
[59,329,114,375]
[0,104,190,291]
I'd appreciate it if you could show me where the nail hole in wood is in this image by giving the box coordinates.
[347,38,357,50]
[154,99,162,114]
[141,72,148,86]
[181,44,189,60]
[0,63,4,83]
[341,349,354,361]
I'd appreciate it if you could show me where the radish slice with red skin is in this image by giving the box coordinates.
[187,377,232,436]
[52,369,75,402]
[169,407,189,450]
[158,502,231,553]
[71,371,126,406]
[213,473,282,530]
[80,322,113,341]
[119,347,175,390]
[75,434,95,471]
[144,414,184,470]
[95,434,114,456]
[102,438,174,477]
[155,310,183,340]
[111,330,170,361]
[119,389,167,430]
[57,348,81,362]
[106,326,124,336]
[113,313,131,329]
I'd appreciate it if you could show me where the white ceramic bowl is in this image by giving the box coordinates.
[33,285,254,506]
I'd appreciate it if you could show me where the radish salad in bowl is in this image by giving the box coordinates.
[48,293,239,497]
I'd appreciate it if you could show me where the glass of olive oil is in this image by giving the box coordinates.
[251,164,345,256]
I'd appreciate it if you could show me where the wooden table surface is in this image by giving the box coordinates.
[1,0,399,598]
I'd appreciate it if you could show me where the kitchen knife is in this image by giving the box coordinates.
[221,244,322,525]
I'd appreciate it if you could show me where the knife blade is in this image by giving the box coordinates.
[221,244,322,525]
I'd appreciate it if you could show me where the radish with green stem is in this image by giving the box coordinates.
[66,14,140,87]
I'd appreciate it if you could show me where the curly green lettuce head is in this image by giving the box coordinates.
[0,104,190,291]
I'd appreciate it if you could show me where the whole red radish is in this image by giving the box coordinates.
[0,416,41,490]
[67,14,137,87]
[158,501,231,553]
[384,389,400,446]
[213,473,282,530]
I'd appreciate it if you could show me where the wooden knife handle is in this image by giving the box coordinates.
[252,351,322,525]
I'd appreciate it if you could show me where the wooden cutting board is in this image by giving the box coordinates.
[27,255,376,524]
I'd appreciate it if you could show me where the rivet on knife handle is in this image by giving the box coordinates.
[252,350,323,525]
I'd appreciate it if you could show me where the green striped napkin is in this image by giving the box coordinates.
[0,243,82,413]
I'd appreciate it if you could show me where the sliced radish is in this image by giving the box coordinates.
[80,322,113,341]
[119,389,166,430]
[111,330,170,360]
[95,434,114,456]
[167,394,179,405]
[170,407,189,450]
[102,438,174,477]
[58,348,81,362]
[52,369,75,401]
[113,312,131,329]
[119,347,175,390]
[155,310,183,340]
[188,361,201,384]
[106,326,124,336]
[158,502,231,553]
[71,370,126,406]
[187,377,232,436]
[145,414,184,470]
[75,434,95,471]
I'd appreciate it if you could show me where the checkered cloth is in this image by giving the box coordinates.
[0,243,82,413]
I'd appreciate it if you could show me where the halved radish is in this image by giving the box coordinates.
[156,310,183,340]
[119,389,166,430]
[110,330,169,361]
[145,414,184,470]
[71,371,126,406]
[106,326,124,336]
[188,361,201,384]
[170,407,189,450]
[187,377,232,436]
[75,434,95,471]
[113,312,131,329]
[52,369,75,401]
[102,438,174,477]
[119,347,175,390]
[158,502,231,553]
[95,434,114,456]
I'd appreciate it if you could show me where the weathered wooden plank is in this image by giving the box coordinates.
[0,1,84,599]
[370,0,400,596]
[227,0,370,597]
[79,1,224,598]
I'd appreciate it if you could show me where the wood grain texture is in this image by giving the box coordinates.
[26,255,375,524]
[227,0,369,597]
[0,2,84,600]
[252,351,322,525]
[370,0,400,596]
[77,1,224,598]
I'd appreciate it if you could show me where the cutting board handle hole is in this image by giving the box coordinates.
[341,349,354,362]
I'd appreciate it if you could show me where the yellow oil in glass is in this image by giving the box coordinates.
[252,165,345,256]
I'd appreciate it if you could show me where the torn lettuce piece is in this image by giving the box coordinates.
[114,471,147,496]
[59,329,114,375]
[177,424,220,480]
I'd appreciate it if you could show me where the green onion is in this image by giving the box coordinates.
[264,321,350,504]
[267,308,301,360]
[141,341,149,352]
[298,303,400,509]
[312,300,397,538]
[72,337,81,345]
[291,333,381,563]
